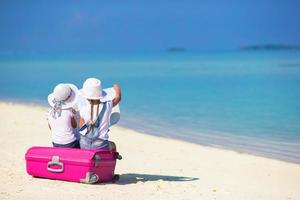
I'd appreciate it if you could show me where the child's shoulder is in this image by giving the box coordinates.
[47,108,74,119]
[62,108,74,115]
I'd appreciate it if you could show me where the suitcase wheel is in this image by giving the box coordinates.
[117,154,122,160]
[114,152,122,160]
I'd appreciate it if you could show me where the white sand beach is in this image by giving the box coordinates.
[0,102,299,200]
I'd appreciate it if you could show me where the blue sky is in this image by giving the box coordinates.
[0,0,299,53]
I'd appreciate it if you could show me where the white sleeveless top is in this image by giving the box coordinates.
[47,109,77,144]
[79,101,113,140]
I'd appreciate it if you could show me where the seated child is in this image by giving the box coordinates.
[79,78,121,151]
[47,83,80,148]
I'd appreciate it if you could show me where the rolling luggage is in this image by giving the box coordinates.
[25,146,121,184]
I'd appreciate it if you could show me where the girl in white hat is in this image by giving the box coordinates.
[79,78,121,151]
[47,83,80,148]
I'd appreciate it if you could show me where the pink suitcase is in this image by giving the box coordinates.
[25,146,122,184]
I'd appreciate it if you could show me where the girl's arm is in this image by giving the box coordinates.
[47,114,51,130]
[70,108,78,128]
[71,117,77,128]
[112,84,122,107]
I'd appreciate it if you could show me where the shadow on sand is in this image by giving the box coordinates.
[115,173,199,185]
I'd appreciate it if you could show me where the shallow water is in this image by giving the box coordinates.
[1,51,300,162]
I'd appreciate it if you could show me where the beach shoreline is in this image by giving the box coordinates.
[1,100,299,164]
[0,101,300,200]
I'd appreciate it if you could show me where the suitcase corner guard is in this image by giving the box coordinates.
[80,172,99,184]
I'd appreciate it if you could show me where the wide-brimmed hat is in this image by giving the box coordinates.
[80,78,115,102]
[48,83,79,109]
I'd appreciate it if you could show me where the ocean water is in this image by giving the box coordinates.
[1,51,300,163]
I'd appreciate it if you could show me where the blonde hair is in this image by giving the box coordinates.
[88,99,101,122]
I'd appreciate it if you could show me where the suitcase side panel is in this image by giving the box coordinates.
[91,152,117,182]
[25,147,96,182]
[26,159,92,182]
[25,147,119,183]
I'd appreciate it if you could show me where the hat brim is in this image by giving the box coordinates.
[48,84,79,109]
[79,87,116,102]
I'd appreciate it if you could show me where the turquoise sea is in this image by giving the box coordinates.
[1,51,300,163]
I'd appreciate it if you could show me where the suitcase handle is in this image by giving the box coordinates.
[47,156,64,173]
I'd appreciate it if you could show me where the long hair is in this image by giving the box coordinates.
[88,99,100,124]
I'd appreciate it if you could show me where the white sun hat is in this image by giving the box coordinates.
[80,78,116,102]
[48,83,79,109]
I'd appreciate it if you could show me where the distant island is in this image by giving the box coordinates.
[166,47,186,52]
[241,44,300,51]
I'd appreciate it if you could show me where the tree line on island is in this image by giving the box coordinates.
[165,44,300,52]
